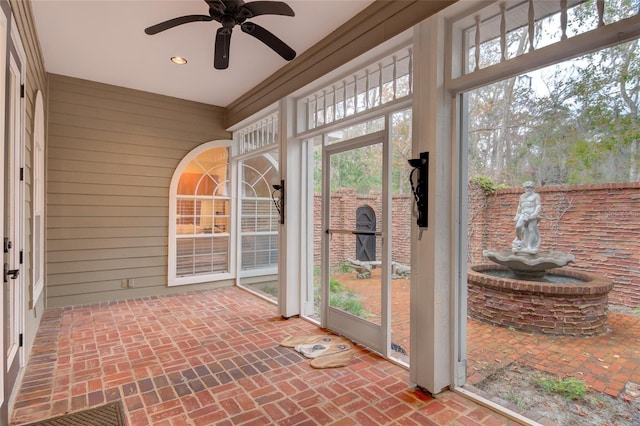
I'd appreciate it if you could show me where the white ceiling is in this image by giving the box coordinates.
[31,0,374,107]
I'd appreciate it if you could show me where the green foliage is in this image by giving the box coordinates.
[313,278,368,318]
[536,376,587,400]
[259,284,278,297]
[468,4,640,186]
[470,176,503,194]
[312,109,413,196]
[329,278,345,293]
[329,292,367,317]
[502,390,527,409]
[339,262,353,273]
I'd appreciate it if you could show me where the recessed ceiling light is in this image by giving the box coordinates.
[171,56,187,65]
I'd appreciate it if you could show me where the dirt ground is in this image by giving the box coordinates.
[469,305,640,425]
[471,362,640,425]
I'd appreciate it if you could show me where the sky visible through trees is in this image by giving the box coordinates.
[467,0,640,188]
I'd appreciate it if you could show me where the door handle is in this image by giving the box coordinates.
[4,263,19,283]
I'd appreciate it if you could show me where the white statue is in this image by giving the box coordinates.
[512,181,541,254]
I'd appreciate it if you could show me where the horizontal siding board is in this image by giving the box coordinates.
[49,107,222,140]
[49,87,225,128]
[47,182,169,198]
[47,278,167,297]
[48,111,221,144]
[47,75,229,306]
[47,123,203,152]
[47,194,168,207]
[47,266,166,286]
[48,216,168,228]
[48,146,182,169]
[47,246,167,262]
[47,237,166,251]
[47,282,138,297]
[48,159,173,178]
[47,134,187,159]
[48,170,169,188]
[47,205,168,217]
[47,226,165,239]
[47,255,166,274]
[49,74,225,120]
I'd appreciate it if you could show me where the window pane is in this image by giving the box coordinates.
[173,145,231,280]
[239,151,279,272]
[195,148,228,172]
[176,238,195,275]
[327,117,385,144]
[241,234,278,270]
[176,236,230,275]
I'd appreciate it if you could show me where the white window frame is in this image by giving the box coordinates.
[445,0,640,391]
[168,140,236,286]
[32,90,45,307]
[237,150,280,278]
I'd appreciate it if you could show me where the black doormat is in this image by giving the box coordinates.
[21,401,126,426]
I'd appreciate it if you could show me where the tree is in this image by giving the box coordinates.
[467,0,640,187]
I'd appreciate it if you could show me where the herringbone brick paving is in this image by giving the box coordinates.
[10,287,517,425]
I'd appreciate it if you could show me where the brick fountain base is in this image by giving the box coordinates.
[467,264,614,336]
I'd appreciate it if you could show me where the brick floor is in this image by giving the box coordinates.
[10,287,518,425]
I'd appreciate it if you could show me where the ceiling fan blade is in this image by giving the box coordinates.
[214,27,232,69]
[241,1,295,18]
[144,15,214,35]
[241,22,296,61]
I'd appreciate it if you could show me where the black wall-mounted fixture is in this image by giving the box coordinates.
[408,152,429,228]
[271,179,285,225]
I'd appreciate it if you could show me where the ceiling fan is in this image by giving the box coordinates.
[144,0,296,70]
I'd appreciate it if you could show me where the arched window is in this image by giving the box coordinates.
[239,151,279,274]
[168,141,234,286]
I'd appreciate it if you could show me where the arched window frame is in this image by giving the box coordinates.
[168,139,236,286]
[238,150,280,277]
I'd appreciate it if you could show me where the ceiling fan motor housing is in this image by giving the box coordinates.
[145,0,297,69]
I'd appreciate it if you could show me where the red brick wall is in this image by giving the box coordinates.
[468,182,640,307]
[313,189,412,269]
[312,182,640,308]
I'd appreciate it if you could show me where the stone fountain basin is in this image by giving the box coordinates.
[483,249,575,279]
[467,264,614,336]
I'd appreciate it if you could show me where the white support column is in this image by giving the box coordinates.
[409,15,453,394]
[278,98,302,318]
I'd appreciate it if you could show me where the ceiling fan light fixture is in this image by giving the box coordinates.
[171,56,188,65]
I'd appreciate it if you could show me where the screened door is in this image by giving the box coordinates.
[322,131,389,353]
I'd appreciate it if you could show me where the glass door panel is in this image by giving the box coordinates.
[323,131,387,353]
[390,109,412,364]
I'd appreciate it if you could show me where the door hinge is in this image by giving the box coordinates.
[19,250,23,264]
[20,167,24,181]
[19,333,23,347]
[20,84,25,99]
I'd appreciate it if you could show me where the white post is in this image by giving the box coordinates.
[278,98,301,318]
[410,15,453,394]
